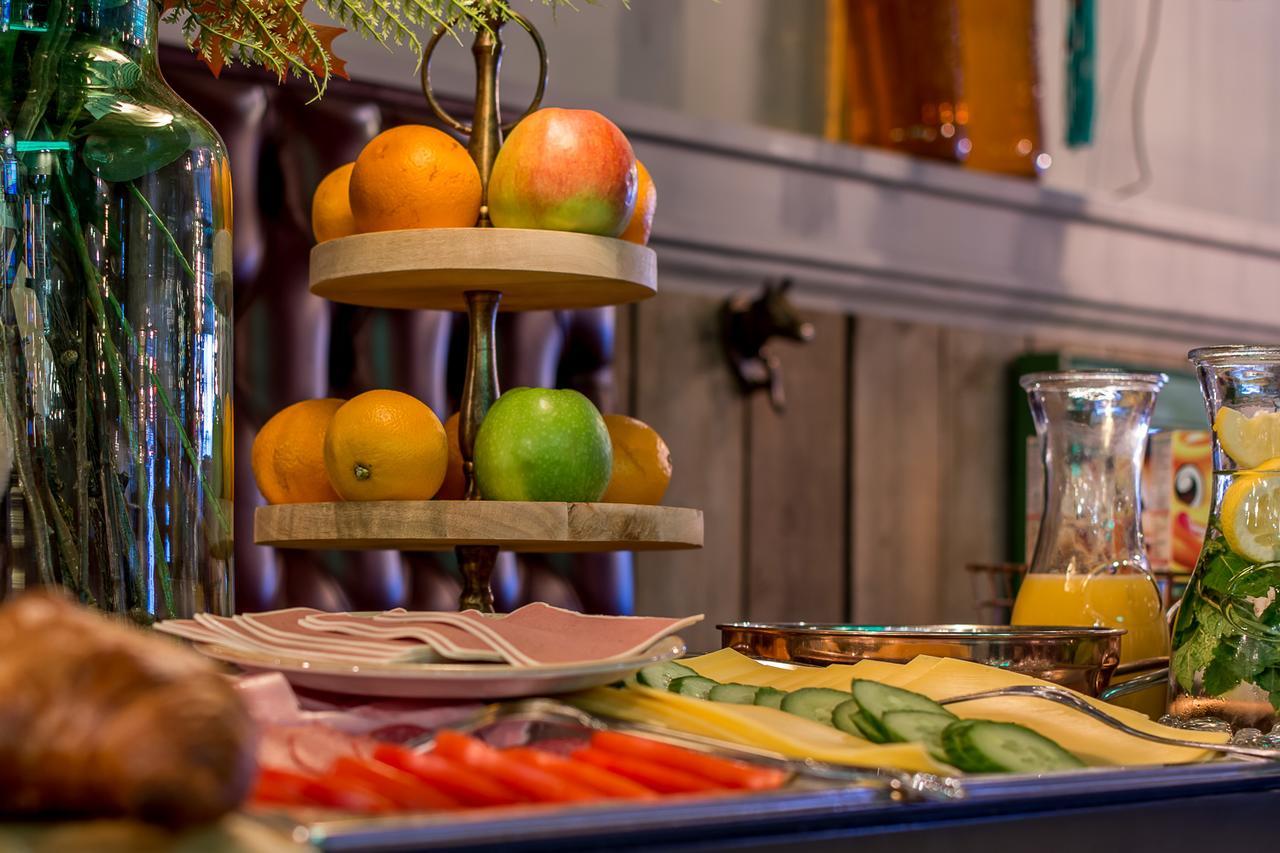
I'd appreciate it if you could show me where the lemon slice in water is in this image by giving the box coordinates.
[1221,457,1280,563]
[1214,407,1280,469]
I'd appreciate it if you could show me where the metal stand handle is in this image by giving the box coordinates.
[418,12,548,613]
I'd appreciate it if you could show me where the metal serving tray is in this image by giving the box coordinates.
[256,700,1280,852]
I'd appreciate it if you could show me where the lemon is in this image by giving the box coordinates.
[1213,407,1280,468]
[1220,456,1280,562]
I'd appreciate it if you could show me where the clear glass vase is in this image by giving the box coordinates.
[1170,346,1280,730]
[1011,370,1169,717]
[0,0,233,620]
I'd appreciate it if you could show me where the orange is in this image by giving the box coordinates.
[436,411,466,500]
[600,414,671,505]
[349,125,482,233]
[324,390,448,501]
[619,160,656,245]
[311,162,357,243]
[251,398,345,504]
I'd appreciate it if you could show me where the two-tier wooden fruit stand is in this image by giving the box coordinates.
[253,10,703,612]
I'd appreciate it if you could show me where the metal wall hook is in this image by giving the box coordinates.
[721,278,814,413]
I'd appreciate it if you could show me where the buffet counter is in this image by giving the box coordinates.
[10,762,1275,852]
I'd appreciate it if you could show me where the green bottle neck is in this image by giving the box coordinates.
[15,0,159,65]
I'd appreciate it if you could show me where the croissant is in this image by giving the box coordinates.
[0,593,256,826]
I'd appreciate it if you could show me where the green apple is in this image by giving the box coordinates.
[473,387,613,502]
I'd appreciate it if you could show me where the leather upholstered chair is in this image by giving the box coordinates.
[163,49,634,616]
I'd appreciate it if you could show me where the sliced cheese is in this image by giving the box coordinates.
[684,648,800,687]
[893,657,1226,766]
[573,686,950,774]
[609,649,1232,769]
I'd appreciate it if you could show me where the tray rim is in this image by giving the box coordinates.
[718,622,1128,640]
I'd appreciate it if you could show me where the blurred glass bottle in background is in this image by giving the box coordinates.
[956,0,1047,177]
[829,0,1046,177]
[839,0,968,163]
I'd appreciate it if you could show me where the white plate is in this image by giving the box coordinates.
[197,635,686,699]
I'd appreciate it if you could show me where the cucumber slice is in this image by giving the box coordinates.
[850,680,956,722]
[669,675,719,699]
[941,719,1084,774]
[879,710,955,744]
[753,687,787,709]
[923,732,954,767]
[939,720,987,770]
[636,661,697,691]
[709,683,759,704]
[780,687,853,726]
[831,699,888,742]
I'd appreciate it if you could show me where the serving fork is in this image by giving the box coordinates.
[940,683,1280,760]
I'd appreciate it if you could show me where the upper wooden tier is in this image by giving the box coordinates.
[310,228,658,312]
[255,500,703,553]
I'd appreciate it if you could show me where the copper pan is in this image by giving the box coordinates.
[717,623,1147,698]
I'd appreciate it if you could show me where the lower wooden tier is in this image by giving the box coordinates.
[254,500,703,553]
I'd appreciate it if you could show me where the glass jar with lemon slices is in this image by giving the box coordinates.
[1170,346,1280,730]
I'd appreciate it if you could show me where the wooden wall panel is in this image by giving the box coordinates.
[936,329,1028,622]
[851,317,944,623]
[744,314,850,624]
[631,291,744,651]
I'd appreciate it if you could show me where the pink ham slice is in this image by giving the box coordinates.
[163,604,702,669]
[298,612,507,663]
[153,619,228,645]
[237,671,483,742]
[370,602,702,666]
[189,609,421,663]
[282,724,378,775]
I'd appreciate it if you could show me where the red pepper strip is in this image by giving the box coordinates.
[251,768,315,808]
[571,747,723,795]
[330,756,462,811]
[373,743,527,807]
[252,767,397,814]
[589,731,788,791]
[504,747,658,800]
[433,730,602,804]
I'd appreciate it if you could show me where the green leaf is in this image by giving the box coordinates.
[80,111,191,182]
[1254,667,1280,693]
[1172,602,1231,692]
[83,93,116,121]
[1229,566,1280,599]
[1203,640,1247,696]
[1263,595,1280,627]
[1200,550,1251,596]
[1270,690,1280,711]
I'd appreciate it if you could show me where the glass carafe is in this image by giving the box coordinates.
[1012,371,1169,718]
[1170,346,1280,730]
[0,0,234,620]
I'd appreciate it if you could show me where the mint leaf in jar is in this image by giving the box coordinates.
[1203,641,1248,696]
[1201,549,1251,597]
[1173,602,1231,692]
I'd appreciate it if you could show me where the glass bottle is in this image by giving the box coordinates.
[1012,371,1169,717]
[0,0,234,620]
[1170,346,1280,730]
[842,0,969,163]
[955,0,1045,177]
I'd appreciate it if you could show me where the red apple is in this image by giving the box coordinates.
[488,108,638,237]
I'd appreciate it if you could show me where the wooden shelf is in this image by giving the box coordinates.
[310,228,657,312]
[254,500,703,553]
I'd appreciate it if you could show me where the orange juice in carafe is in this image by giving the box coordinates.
[1012,572,1169,717]
[1016,370,1170,719]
